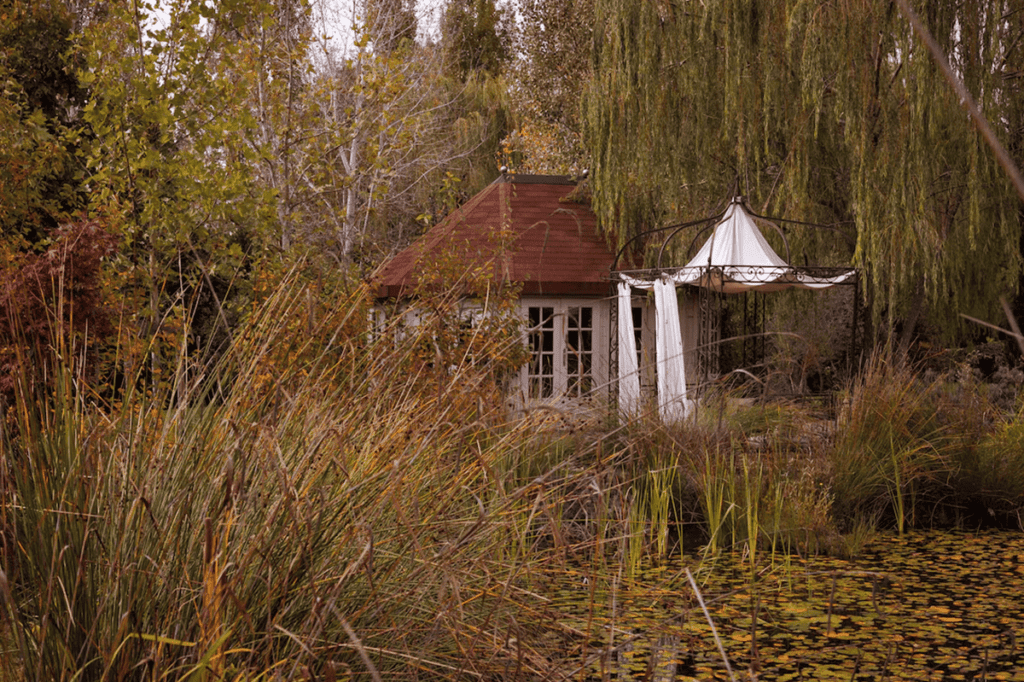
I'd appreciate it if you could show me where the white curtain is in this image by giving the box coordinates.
[617,282,641,418]
[654,277,692,422]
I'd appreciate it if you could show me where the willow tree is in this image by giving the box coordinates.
[583,0,1024,347]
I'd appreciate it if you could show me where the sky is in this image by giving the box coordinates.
[144,0,446,70]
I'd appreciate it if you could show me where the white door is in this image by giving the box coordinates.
[519,298,609,403]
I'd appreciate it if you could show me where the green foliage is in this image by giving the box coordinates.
[957,402,1024,524]
[831,357,950,528]
[440,0,512,80]
[425,0,514,196]
[0,0,86,122]
[77,0,278,354]
[0,1,89,242]
[447,71,510,194]
[828,353,1017,532]
[362,0,417,55]
[0,79,73,243]
[503,0,592,174]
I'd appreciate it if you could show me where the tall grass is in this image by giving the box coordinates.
[0,266,620,681]
[956,404,1024,526]
[8,265,1024,680]
[699,447,730,556]
[829,354,953,530]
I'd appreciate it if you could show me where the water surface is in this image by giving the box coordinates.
[530,530,1024,680]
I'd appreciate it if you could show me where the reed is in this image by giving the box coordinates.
[888,437,907,535]
[0,264,605,680]
[699,447,730,556]
[627,488,647,580]
[741,456,763,568]
[647,466,675,560]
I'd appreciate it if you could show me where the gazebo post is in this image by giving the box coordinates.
[850,273,860,375]
[745,288,753,368]
[610,282,619,415]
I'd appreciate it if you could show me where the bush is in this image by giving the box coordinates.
[959,409,1024,526]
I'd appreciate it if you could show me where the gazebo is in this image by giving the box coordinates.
[613,197,858,422]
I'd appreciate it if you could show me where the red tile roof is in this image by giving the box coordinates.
[375,174,617,298]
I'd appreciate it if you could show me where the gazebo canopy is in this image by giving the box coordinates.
[618,197,855,292]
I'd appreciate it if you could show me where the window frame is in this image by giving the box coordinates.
[519,297,608,402]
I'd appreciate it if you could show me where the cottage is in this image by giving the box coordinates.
[376,172,684,415]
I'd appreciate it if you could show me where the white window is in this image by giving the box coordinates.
[521,299,608,402]
[566,305,595,396]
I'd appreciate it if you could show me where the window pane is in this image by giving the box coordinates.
[527,306,555,398]
[565,305,594,397]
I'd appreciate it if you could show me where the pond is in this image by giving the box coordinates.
[530,530,1024,680]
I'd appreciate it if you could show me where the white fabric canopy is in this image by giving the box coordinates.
[653,278,692,422]
[616,282,641,418]
[620,200,856,294]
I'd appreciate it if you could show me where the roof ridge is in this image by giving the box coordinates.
[495,173,576,185]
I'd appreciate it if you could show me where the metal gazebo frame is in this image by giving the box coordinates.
[609,197,860,399]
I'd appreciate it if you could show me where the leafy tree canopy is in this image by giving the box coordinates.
[0,0,90,243]
[504,0,592,174]
[440,0,512,80]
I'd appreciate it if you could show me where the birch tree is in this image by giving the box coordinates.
[314,18,477,260]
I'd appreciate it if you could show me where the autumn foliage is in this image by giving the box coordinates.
[0,221,116,397]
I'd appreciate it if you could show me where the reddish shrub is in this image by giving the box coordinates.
[0,221,116,397]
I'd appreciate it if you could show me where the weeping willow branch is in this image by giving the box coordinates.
[895,0,1024,203]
